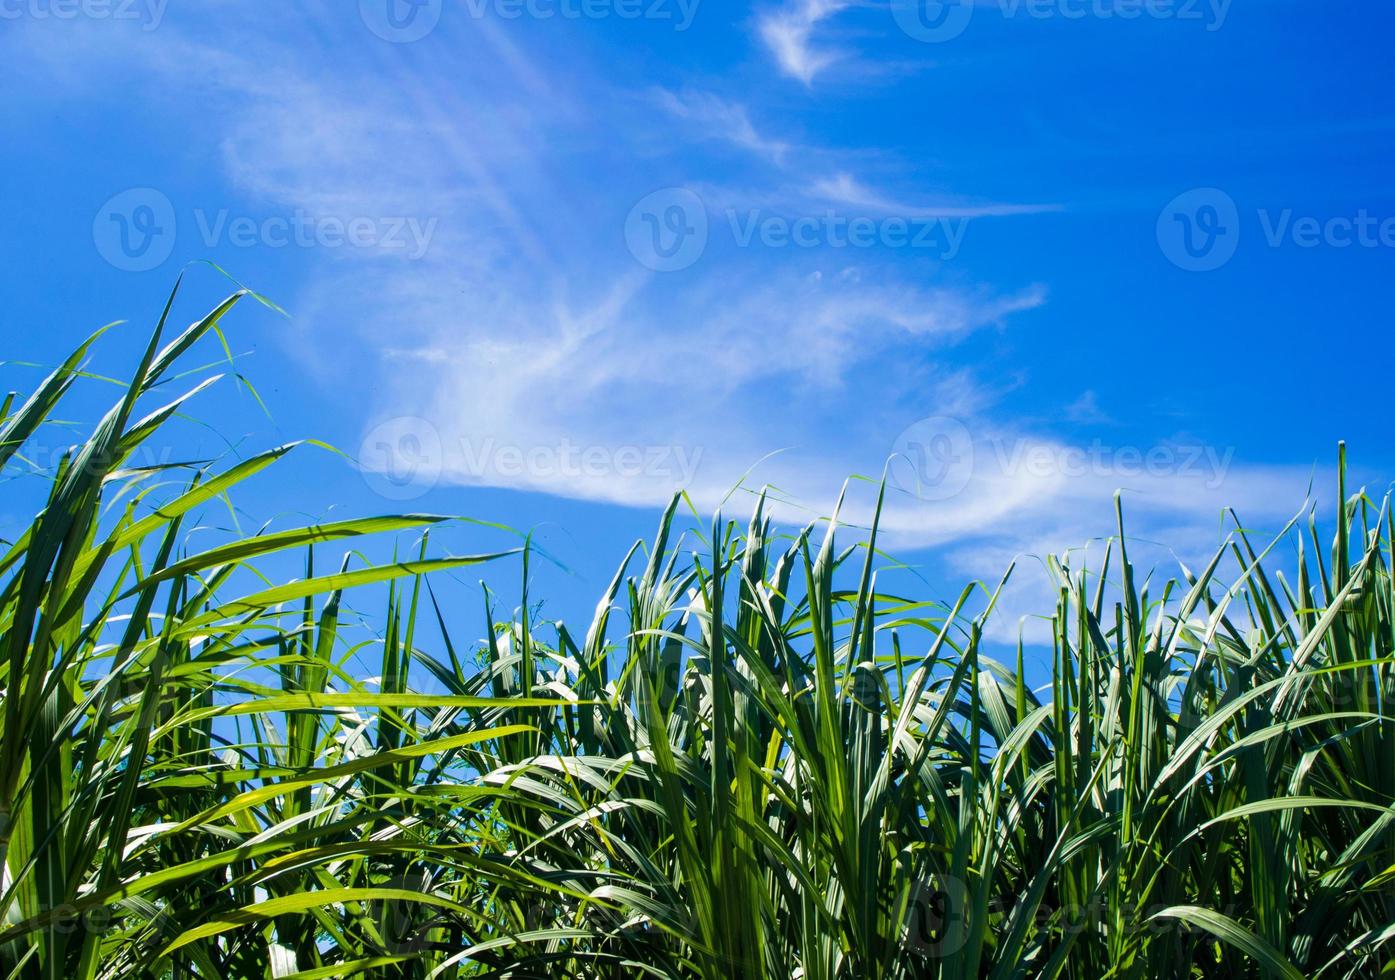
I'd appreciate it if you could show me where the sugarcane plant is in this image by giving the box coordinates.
[0,282,1392,978]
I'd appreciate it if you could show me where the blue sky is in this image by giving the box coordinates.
[2,0,1393,642]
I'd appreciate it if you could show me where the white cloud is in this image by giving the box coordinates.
[1063,390,1113,425]
[809,172,1061,219]
[757,0,854,84]
[869,447,1324,644]
[352,261,1047,510]
[652,88,792,165]
[5,8,1326,602]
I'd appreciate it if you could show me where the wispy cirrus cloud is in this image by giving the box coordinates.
[809,172,1062,218]
[756,0,854,84]
[651,97,1057,223]
[2,5,1327,596]
[652,88,793,165]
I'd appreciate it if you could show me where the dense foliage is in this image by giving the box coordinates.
[1,285,1392,978]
